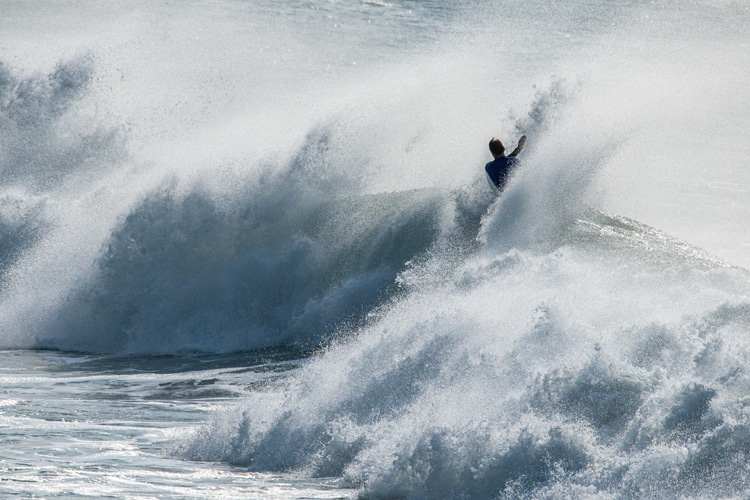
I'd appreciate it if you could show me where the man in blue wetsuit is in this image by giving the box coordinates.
[484,135,527,192]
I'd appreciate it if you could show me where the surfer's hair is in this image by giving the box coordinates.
[489,138,505,157]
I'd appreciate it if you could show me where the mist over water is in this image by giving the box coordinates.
[1,0,750,498]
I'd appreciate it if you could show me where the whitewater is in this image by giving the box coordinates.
[1,0,750,498]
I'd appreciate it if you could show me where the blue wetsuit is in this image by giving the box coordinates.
[485,157,518,192]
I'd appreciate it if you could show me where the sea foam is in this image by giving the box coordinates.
[180,203,750,498]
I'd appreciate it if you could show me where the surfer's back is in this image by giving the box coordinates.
[485,156,518,191]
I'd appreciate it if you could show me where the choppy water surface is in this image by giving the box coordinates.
[0,349,355,499]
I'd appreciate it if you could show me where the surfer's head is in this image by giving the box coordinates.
[489,138,505,158]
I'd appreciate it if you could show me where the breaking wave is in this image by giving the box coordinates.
[0,57,507,354]
[179,207,750,498]
[3,1,750,499]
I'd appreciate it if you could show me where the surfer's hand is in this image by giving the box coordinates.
[518,135,527,147]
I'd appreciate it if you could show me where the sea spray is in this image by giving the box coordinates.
[0,57,121,280]
[1,1,749,499]
[0,57,125,190]
[0,51,570,354]
[180,204,750,498]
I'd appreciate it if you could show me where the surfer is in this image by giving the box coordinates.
[485,135,527,192]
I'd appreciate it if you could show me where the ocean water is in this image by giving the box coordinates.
[1,0,750,498]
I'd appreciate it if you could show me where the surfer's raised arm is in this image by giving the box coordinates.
[485,135,527,192]
[508,135,527,158]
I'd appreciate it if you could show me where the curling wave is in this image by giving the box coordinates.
[0,59,494,353]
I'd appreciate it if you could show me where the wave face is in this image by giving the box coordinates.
[0,75,471,353]
[54,178,455,354]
